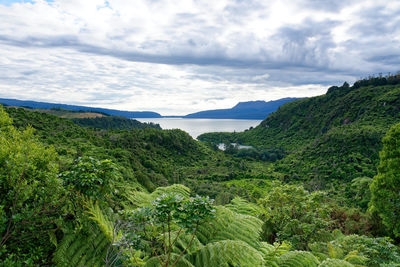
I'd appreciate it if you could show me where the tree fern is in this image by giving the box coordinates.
[310,238,375,266]
[187,240,265,267]
[145,253,194,267]
[225,197,263,216]
[318,258,355,267]
[53,224,110,267]
[124,184,191,207]
[195,206,263,249]
[343,251,368,266]
[169,231,203,255]
[54,199,118,266]
[84,198,116,240]
[261,241,291,267]
[277,251,320,267]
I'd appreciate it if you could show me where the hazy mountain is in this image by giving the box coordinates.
[184,98,302,119]
[0,98,161,118]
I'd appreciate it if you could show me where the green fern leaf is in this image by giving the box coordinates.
[84,198,116,241]
[53,224,110,267]
[145,253,194,267]
[125,184,191,207]
[196,206,263,249]
[187,240,265,267]
[278,251,320,267]
[318,258,354,267]
[225,197,263,216]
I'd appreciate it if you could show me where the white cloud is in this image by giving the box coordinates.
[0,0,399,114]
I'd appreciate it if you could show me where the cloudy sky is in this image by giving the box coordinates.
[0,0,399,115]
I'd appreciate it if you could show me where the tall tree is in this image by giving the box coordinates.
[370,123,400,237]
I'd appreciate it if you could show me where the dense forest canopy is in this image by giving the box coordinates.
[1,75,400,266]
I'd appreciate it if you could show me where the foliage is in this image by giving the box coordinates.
[310,234,400,266]
[1,77,400,266]
[370,122,400,238]
[277,251,320,267]
[185,240,265,267]
[199,82,400,189]
[59,156,120,199]
[53,222,111,267]
[318,258,354,267]
[71,116,161,130]
[258,185,333,249]
[225,197,263,216]
[5,106,268,194]
[117,193,215,267]
[0,106,64,265]
[124,184,191,208]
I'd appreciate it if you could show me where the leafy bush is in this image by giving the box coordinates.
[0,106,64,265]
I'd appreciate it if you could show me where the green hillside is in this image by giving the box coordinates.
[1,95,400,265]
[4,106,268,192]
[199,81,400,187]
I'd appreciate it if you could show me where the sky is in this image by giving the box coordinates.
[0,0,399,115]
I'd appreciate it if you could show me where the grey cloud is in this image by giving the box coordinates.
[302,0,357,11]
[367,55,400,65]
[348,6,400,37]
[20,70,38,76]
[273,19,339,67]
[1,0,400,115]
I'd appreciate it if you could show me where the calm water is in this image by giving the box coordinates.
[135,118,262,138]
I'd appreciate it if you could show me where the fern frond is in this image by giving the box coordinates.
[318,258,354,267]
[53,224,110,267]
[327,242,344,259]
[225,197,263,216]
[145,253,194,267]
[343,250,368,266]
[260,241,291,267]
[187,240,265,267]
[196,206,263,249]
[170,231,203,255]
[278,251,320,267]
[125,184,191,207]
[84,198,116,241]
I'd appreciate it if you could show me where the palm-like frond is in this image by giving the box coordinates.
[196,206,263,249]
[318,258,355,267]
[84,198,116,240]
[277,251,320,267]
[225,197,263,216]
[187,240,265,267]
[124,184,191,207]
[53,224,110,267]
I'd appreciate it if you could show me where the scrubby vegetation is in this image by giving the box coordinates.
[1,76,400,266]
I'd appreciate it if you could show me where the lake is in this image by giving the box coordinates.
[135,118,262,138]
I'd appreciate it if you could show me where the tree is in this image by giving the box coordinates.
[59,156,120,200]
[0,106,64,265]
[114,193,215,267]
[258,185,333,249]
[370,123,400,237]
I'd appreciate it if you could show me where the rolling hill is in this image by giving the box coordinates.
[184,98,301,119]
[199,77,400,187]
[0,98,161,118]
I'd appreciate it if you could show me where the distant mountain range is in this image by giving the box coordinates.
[0,97,302,119]
[184,98,302,119]
[0,98,161,118]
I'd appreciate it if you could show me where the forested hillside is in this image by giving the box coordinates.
[1,75,400,266]
[199,78,400,189]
